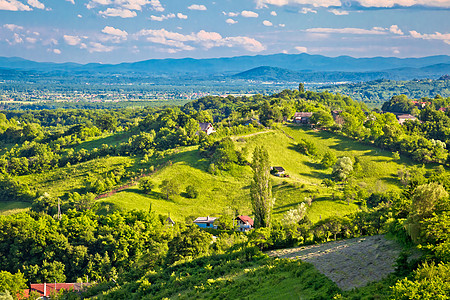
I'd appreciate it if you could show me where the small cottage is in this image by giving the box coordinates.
[396,114,417,125]
[199,122,216,135]
[271,166,285,176]
[235,215,254,232]
[293,112,313,124]
[193,216,218,229]
[165,216,175,226]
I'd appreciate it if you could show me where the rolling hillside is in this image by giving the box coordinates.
[11,125,422,223]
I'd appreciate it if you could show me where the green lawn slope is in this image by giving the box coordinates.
[6,125,425,224]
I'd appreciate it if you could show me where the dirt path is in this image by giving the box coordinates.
[266,235,403,290]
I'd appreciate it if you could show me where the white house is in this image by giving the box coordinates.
[199,122,216,135]
[235,215,254,232]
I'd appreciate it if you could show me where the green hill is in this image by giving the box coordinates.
[11,125,418,224]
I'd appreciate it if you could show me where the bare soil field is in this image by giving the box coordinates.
[266,235,404,290]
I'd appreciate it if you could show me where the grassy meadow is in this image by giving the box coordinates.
[4,124,431,223]
[0,201,31,215]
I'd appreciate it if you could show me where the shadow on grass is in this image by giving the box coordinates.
[380,175,400,186]
[121,188,175,202]
[75,131,132,151]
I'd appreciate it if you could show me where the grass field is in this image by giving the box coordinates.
[6,124,435,224]
[0,201,31,215]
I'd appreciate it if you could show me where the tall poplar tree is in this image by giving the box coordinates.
[250,146,273,228]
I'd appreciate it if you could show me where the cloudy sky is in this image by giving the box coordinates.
[0,0,449,63]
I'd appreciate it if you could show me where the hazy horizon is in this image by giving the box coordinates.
[0,0,449,64]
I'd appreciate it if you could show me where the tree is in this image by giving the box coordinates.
[0,271,27,299]
[185,185,199,198]
[332,157,353,181]
[311,110,334,127]
[160,179,179,200]
[166,226,212,264]
[250,146,273,228]
[321,151,337,168]
[139,177,154,194]
[407,182,448,243]
[95,114,117,132]
[298,83,305,93]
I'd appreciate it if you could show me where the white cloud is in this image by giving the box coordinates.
[99,7,137,18]
[389,25,404,35]
[53,49,61,54]
[3,24,24,31]
[88,41,115,52]
[226,18,237,24]
[295,46,307,53]
[256,0,341,9]
[224,11,238,16]
[279,23,285,27]
[66,0,75,4]
[7,33,23,44]
[328,9,348,15]
[188,4,206,10]
[25,37,37,43]
[241,10,258,17]
[77,14,82,18]
[300,7,317,13]
[256,0,450,9]
[263,20,273,26]
[137,28,265,52]
[150,13,175,21]
[409,30,450,44]
[102,26,128,37]
[305,27,387,35]
[87,0,164,13]
[270,10,277,16]
[0,0,31,11]
[149,0,164,12]
[357,0,450,8]
[177,12,187,19]
[63,34,82,46]
[27,0,44,9]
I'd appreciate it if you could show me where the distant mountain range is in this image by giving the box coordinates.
[233,64,450,82]
[0,53,449,82]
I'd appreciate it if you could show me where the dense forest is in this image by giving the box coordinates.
[315,77,450,108]
[1,86,450,299]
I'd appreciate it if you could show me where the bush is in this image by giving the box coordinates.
[185,185,199,198]
[139,177,154,194]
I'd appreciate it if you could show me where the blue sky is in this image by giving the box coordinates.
[0,0,449,63]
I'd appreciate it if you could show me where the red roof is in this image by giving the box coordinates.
[29,283,90,297]
[236,215,254,226]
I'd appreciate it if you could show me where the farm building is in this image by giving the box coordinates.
[235,215,254,232]
[293,112,313,124]
[396,114,417,125]
[193,216,218,229]
[199,122,216,135]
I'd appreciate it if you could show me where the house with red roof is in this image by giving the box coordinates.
[235,215,254,232]
[23,282,91,299]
